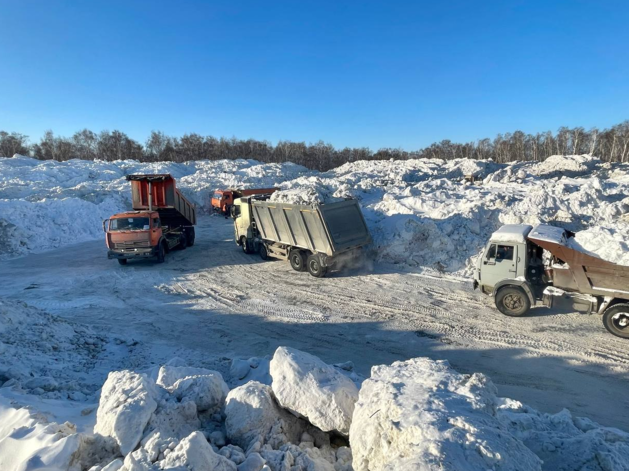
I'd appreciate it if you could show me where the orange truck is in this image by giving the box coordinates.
[103,174,196,265]
[211,188,277,214]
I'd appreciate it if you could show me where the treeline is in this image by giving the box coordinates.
[1,121,629,171]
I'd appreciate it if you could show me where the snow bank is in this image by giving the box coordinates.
[0,299,113,399]
[270,347,359,435]
[497,400,629,471]
[0,156,307,259]
[350,358,542,471]
[2,154,628,273]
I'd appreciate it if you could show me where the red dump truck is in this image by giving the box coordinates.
[212,188,277,214]
[474,224,629,338]
[103,174,196,265]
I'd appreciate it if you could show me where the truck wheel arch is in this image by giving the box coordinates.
[492,279,536,306]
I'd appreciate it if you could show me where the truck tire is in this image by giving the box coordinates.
[259,243,269,260]
[602,304,629,339]
[289,250,306,272]
[241,237,253,254]
[186,227,195,247]
[495,286,530,317]
[118,259,128,266]
[157,243,166,263]
[307,253,328,278]
[179,234,188,250]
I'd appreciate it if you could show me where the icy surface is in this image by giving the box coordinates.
[1,154,628,274]
[270,347,359,435]
[350,358,542,471]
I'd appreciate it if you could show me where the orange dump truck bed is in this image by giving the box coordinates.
[127,174,196,226]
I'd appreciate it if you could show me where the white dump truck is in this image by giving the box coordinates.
[474,224,629,338]
[232,196,372,277]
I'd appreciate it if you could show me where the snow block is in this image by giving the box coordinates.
[225,381,305,451]
[94,370,159,456]
[159,431,236,471]
[157,365,230,412]
[270,347,358,435]
[349,358,542,471]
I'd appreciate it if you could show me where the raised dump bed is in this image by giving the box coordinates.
[233,197,371,277]
[127,174,196,227]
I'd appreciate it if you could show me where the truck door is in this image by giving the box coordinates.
[481,243,518,292]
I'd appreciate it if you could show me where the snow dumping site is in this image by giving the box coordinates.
[1,154,629,470]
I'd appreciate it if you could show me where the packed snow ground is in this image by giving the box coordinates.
[1,154,629,269]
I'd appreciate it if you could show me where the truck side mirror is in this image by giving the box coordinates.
[102,219,109,233]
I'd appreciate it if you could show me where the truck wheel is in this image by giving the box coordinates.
[289,250,306,272]
[495,286,530,317]
[259,244,269,260]
[307,254,328,278]
[241,237,253,254]
[118,259,128,266]
[157,243,166,263]
[186,227,195,247]
[179,234,188,250]
[602,304,629,339]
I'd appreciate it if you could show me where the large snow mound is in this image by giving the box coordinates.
[3,154,627,272]
[270,346,359,435]
[350,358,542,471]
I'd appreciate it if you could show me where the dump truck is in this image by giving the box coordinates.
[212,188,277,214]
[474,224,629,338]
[103,174,196,265]
[232,196,371,277]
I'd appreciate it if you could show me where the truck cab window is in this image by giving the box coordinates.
[153,218,161,228]
[487,244,497,259]
[496,245,514,261]
[231,205,241,218]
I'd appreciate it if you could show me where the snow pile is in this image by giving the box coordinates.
[270,347,359,436]
[350,358,542,471]
[0,299,115,399]
[497,400,629,471]
[0,156,308,258]
[2,154,628,271]
[2,346,629,470]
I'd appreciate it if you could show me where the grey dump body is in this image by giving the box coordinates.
[250,199,371,257]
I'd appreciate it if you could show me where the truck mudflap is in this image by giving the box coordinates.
[108,247,158,260]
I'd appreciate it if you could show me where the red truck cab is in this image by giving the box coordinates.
[104,174,196,265]
[212,188,277,214]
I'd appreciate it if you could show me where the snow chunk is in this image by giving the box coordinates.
[531,154,598,177]
[270,347,358,435]
[161,431,236,471]
[350,358,542,471]
[490,224,533,244]
[95,370,160,456]
[157,365,230,413]
[225,381,305,451]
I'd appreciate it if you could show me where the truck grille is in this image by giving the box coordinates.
[114,241,151,249]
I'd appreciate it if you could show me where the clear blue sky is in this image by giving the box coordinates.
[0,0,627,150]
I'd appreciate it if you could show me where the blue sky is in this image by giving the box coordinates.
[0,0,627,150]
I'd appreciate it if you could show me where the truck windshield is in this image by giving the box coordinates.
[110,217,150,231]
[213,193,222,200]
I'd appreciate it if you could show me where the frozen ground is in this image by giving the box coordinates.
[1,154,629,469]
